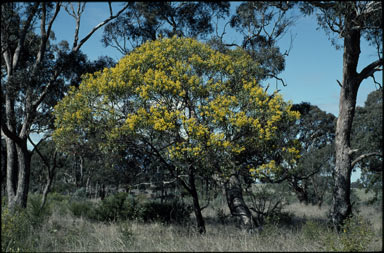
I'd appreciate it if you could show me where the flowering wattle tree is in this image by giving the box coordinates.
[53,36,300,233]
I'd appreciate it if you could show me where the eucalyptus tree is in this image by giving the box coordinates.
[351,89,383,203]
[226,1,296,83]
[287,103,336,206]
[101,2,230,55]
[299,1,383,230]
[1,2,129,210]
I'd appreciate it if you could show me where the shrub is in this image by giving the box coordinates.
[138,200,193,224]
[90,192,139,222]
[27,193,52,228]
[1,206,32,252]
[48,192,70,202]
[302,220,328,241]
[48,192,71,215]
[325,215,375,252]
[247,183,290,225]
[68,200,94,218]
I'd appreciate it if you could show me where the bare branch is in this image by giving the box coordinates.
[371,74,382,89]
[351,152,382,168]
[266,73,287,87]
[28,135,51,169]
[357,58,384,83]
[108,2,113,16]
[72,3,129,52]
[35,2,61,68]
[32,69,61,111]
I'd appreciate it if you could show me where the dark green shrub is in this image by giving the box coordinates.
[90,192,139,222]
[138,200,192,224]
[48,192,70,202]
[68,200,94,218]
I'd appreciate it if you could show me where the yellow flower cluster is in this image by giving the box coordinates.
[53,35,301,179]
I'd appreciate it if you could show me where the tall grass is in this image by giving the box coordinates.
[1,192,382,252]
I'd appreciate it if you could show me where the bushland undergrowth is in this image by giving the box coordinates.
[1,191,382,252]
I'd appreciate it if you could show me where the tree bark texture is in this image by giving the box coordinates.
[224,174,256,232]
[331,26,360,230]
[188,168,206,234]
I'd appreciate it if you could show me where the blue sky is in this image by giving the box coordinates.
[38,2,382,181]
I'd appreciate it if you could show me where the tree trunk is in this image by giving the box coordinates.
[40,171,53,211]
[7,139,31,210]
[290,179,310,204]
[5,137,18,209]
[188,168,206,234]
[224,174,256,232]
[331,27,361,230]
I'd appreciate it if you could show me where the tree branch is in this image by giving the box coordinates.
[357,58,384,83]
[72,3,129,52]
[11,2,40,70]
[351,152,382,168]
[0,122,24,147]
[28,136,51,170]
[34,2,61,74]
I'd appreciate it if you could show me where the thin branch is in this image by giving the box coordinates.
[336,79,343,88]
[371,73,383,89]
[72,3,129,52]
[35,2,61,71]
[28,135,51,169]
[351,152,382,168]
[267,73,287,87]
[108,2,113,16]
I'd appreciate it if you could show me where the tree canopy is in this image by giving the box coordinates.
[54,36,300,179]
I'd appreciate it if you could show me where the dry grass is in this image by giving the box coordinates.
[25,199,382,252]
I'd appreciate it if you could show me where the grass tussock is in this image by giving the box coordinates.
[1,193,382,252]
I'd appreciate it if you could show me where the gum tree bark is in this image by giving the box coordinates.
[330,13,383,230]
[224,174,256,232]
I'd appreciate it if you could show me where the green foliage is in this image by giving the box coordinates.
[302,220,326,241]
[90,193,138,222]
[48,192,71,203]
[102,2,230,54]
[229,1,296,80]
[138,200,193,224]
[68,199,94,218]
[27,194,52,228]
[325,215,375,252]
[80,192,192,224]
[1,206,32,252]
[288,102,336,206]
[352,89,383,203]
